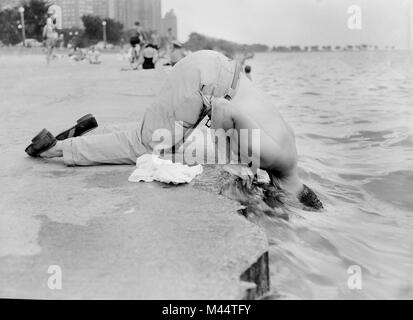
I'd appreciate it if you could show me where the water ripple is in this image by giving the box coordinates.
[252,52,413,299]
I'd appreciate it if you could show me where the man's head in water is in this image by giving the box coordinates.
[268,171,323,210]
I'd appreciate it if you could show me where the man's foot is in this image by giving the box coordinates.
[56,114,98,141]
[298,184,324,210]
[39,141,63,158]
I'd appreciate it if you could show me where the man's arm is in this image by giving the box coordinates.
[211,98,235,130]
[210,98,237,165]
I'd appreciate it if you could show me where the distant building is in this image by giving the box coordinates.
[53,0,94,28]
[107,0,115,19]
[162,9,177,39]
[50,0,165,31]
[141,0,162,32]
[92,0,109,18]
[110,0,161,31]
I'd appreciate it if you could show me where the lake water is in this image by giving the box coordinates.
[248,52,413,299]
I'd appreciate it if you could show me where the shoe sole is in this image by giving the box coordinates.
[77,114,94,123]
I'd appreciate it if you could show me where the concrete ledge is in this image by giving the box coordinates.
[241,252,270,300]
[0,165,269,299]
[0,56,270,300]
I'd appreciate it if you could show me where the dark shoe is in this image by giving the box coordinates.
[298,185,324,210]
[25,129,57,158]
[56,114,98,141]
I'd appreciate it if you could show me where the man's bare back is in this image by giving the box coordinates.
[211,73,323,209]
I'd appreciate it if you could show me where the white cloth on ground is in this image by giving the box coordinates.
[128,154,203,184]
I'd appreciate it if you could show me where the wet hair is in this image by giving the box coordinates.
[219,173,289,221]
[298,185,324,210]
[244,65,251,73]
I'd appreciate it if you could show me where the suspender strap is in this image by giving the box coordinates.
[169,61,243,155]
[224,61,243,101]
[184,60,243,142]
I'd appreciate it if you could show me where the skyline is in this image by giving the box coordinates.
[163,0,413,49]
[0,0,175,36]
[1,0,412,48]
[52,0,163,31]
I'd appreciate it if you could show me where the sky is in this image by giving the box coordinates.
[162,0,412,49]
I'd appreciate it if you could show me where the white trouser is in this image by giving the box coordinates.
[62,50,238,166]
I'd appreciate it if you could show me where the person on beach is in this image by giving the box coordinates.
[170,41,186,66]
[166,28,175,49]
[137,44,158,70]
[150,31,161,50]
[87,46,101,65]
[164,41,185,67]
[163,28,176,60]
[129,22,145,69]
[43,8,59,64]
[25,50,323,210]
[244,65,252,80]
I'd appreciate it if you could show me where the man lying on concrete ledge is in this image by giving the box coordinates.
[25,50,323,210]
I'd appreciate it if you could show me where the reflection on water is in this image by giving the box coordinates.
[251,51,413,300]
[209,52,412,299]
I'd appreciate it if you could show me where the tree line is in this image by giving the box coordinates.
[0,0,48,45]
[0,0,125,47]
[184,32,269,58]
